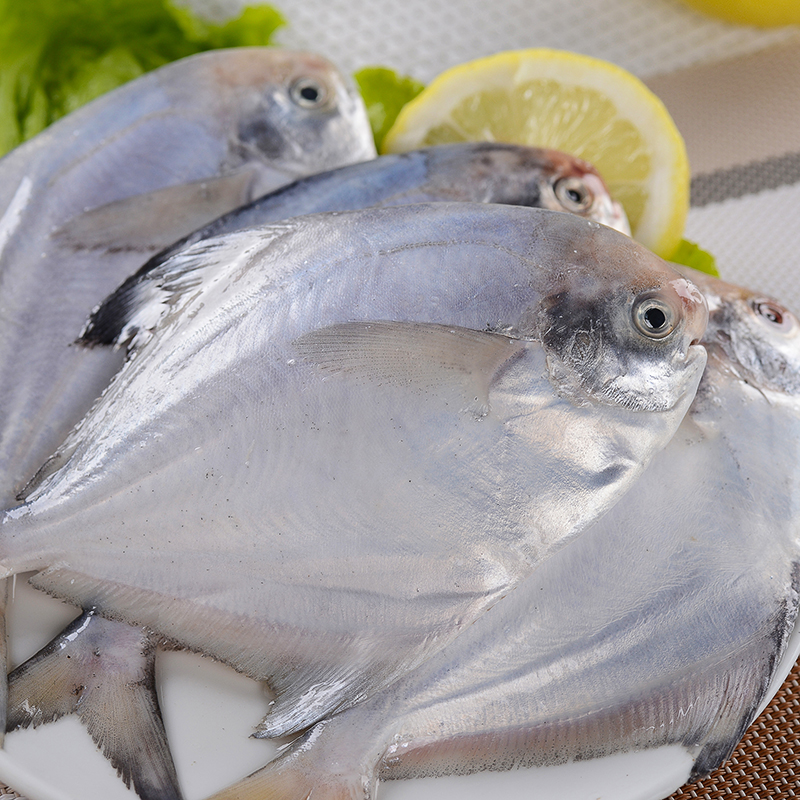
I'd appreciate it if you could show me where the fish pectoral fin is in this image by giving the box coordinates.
[294,321,524,416]
[8,611,183,800]
[53,168,260,254]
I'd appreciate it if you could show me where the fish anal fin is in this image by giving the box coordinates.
[208,727,373,800]
[294,321,524,416]
[690,573,800,780]
[206,766,321,800]
[8,611,182,800]
[54,168,259,254]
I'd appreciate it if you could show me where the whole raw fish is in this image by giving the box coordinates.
[5,141,632,800]
[0,203,706,778]
[0,47,375,505]
[213,270,800,800]
[83,141,629,343]
[0,46,374,797]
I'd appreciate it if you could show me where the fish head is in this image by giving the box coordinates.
[439,143,631,235]
[682,268,800,397]
[529,216,707,417]
[527,147,630,235]
[211,49,377,190]
[676,271,800,559]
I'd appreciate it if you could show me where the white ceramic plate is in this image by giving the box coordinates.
[1,571,798,800]
[0,575,698,800]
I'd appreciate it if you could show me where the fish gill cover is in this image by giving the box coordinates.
[0,0,285,157]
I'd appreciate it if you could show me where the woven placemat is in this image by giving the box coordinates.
[668,657,800,799]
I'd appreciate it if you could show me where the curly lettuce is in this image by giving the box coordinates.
[354,66,424,150]
[0,0,285,156]
[671,238,720,277]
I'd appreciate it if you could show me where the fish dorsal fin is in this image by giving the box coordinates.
[295,321,524,418]
[54,168,260,255]
[80,226,286,350]
[7,611,182,800]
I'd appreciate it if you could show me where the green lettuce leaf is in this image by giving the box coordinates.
[0,0,285,157]
[670,238,720,277]
[354,66,424,150]
[167,3,286,48]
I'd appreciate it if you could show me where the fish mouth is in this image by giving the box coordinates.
[624,343,706,413]
[684,342,708,382]
[669,277,710,356]
[688,340,706,361]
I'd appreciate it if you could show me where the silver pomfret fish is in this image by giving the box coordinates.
[0,204,706,755]
[0,46,374,799]
[7,142,630,800]
[217,271,800,800]
[82,141,629,344]
[0,47,375,504]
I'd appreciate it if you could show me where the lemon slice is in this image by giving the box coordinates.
[680,0,800,26]
[383,49,689,259]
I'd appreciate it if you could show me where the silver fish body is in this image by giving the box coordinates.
[0,204,707,744]
[195,141,629,235]
[83,141,630,345]
[7,141,629,800]
[0,46,374,798]
[1,61,627,800]
[0,47,375,503]
[222,271,800,800]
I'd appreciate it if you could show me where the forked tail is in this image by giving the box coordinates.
[7,610,182,800]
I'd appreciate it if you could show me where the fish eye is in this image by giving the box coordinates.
[632,294,677,340]
[290,77,330,109]
[752,299,795,331]
[554,177,594,212]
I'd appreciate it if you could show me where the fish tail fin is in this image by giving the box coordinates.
[8,610,183,800]
[209,724,376,800]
